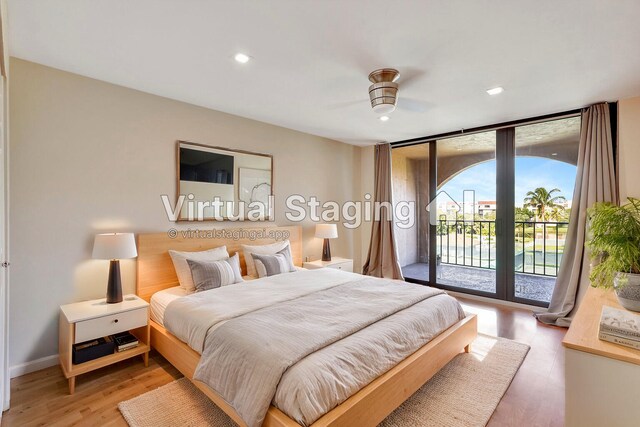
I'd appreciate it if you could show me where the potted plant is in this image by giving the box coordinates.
[587,198,640,312]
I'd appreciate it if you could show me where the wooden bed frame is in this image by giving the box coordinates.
[136,226,478,427]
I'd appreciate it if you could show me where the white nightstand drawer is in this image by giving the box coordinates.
[74,307,147,344]
[328,261,353,272]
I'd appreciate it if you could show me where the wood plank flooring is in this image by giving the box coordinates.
[1,298,566,426]
[460,298,566,427]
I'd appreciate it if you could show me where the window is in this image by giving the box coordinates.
[392,114,580,306]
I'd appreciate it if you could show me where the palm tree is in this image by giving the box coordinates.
[523,187,566,222]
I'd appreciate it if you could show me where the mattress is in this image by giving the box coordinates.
[150,286,189,326]
[163,269,465,426]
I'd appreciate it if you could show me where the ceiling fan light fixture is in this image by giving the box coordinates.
[372,101,396,115]
[369,68,400,115]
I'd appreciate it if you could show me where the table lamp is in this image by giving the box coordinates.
[315,224,338,262]
[92,233,138,303]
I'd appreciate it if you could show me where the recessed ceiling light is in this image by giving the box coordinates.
[486,87,504,96]
[551,153,558,156]
[234,53,250,64]
[379,116,390,122]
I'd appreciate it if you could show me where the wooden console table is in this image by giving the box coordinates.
[563,286,640,427]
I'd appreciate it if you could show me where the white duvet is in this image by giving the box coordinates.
[164,268,360,353]
[163,268,465,426]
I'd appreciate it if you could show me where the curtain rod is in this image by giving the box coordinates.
[390,108,583,148]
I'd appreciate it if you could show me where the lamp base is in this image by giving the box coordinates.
[322,238,332,262]
[106,260,123,304]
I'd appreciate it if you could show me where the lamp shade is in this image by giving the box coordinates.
[92,233,138,260]
[315,224,338,239]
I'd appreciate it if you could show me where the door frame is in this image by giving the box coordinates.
[0,1,8,408]
[495,127,514,302]
[393,109,584,307]
[0,71,8,414]
[0,73,8,414]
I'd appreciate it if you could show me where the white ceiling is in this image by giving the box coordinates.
[8,0,640,145]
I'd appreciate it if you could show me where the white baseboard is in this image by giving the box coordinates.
[9,354,58,379]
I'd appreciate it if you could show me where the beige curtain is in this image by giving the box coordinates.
[536,103,618,326]
[362,143,404,280]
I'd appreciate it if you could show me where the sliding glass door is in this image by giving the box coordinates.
[434,131,498,297]
[513,117,580,304]
[392,115,580,307]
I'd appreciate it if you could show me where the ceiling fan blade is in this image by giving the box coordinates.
[397,97,430,113]
[399,67,427,90]
[327,99,369,110]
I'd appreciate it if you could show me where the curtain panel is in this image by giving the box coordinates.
[362,143,404,280]
[536,103,618,326]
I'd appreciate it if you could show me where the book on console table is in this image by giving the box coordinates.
[599,305,640,350]
[598,331,640,350]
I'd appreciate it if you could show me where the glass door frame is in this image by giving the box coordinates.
[425,130,509,302]
[392,108,591,308]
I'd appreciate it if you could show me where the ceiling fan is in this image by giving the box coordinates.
[368,68,401,114]
[330,68,429,115]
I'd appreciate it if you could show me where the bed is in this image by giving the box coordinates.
[137,226,477,427]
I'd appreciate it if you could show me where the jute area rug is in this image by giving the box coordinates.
[119,334,529,427]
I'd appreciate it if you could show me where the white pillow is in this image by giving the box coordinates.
[169,246,229,292]
[242,240,290,278]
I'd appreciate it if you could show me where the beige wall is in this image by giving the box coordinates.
[8,58,366,369]
[619,96,640,201]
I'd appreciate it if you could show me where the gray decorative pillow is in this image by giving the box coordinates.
[251,246,296,278]
[186,253,243,292]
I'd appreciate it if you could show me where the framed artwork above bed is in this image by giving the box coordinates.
[176,141,273,221]
[238,167,272,206]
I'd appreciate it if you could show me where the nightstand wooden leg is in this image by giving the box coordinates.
[68,376,76,394]
[143,352,149,367]
[464,343,471,353]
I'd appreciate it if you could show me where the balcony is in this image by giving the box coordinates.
[402,263,556,302]
[402,220,568,303]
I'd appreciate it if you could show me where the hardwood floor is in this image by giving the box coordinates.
[1,353,182,427]
[1,298,566,427]
[458,298,567,427]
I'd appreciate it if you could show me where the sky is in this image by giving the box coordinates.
[439,157,576,207]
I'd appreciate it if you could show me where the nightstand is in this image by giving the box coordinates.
[303,257,354,273]
[59,294,150,394]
